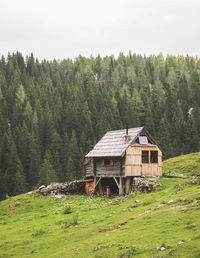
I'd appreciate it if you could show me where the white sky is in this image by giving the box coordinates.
[0,0,200,60]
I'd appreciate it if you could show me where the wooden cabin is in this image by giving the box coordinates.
[83,127,162,195]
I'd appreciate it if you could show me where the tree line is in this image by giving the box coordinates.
[0,52,200,200]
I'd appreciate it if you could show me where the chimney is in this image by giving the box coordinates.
[124,123,131,143]
[126,123,128,135]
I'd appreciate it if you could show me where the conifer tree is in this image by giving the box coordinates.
[38,151,58,186]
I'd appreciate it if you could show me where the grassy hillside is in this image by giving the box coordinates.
[163,152,200,176]
[1,155,200,257]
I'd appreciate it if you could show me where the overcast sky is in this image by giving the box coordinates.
[0,0,200,60]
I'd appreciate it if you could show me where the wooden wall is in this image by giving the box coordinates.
[84,158,94,177]
[125,146,162,177]
[95,158,122,177]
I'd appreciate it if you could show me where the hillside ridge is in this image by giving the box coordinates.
[0,152,200,257]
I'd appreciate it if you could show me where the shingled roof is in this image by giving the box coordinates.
[85,127,144,158]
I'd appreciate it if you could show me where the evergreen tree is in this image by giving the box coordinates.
[39,151,58,185]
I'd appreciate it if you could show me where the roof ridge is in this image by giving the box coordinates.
[106,126,144,133]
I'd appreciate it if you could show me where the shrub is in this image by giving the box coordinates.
[63,206,72,214]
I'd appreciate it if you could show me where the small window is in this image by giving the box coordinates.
[101,159,114,166]
[139,136,148,145]
[104,159,110,165]
[142,151,149,163]
[150,151,158,163]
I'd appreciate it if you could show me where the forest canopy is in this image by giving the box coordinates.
[0,52,200,200]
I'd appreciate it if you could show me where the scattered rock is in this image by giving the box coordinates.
[157,244,171,251]
[54,194,63,199]
[131,204,137,208]
[165,174,188,179]
[177,241,184,245]
[168,200,174,204]
[15,201,20,206]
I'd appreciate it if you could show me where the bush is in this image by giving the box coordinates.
[63,206,72,214]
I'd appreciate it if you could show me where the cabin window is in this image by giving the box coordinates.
[142,151,149,163]
[101,159,114,166]
[150,151,158,163]
[139,136,148,145]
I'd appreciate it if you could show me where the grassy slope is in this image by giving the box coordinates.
[1,155,200,257]
[163,152,200,176]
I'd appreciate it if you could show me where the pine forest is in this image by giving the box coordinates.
[0,52,200,200]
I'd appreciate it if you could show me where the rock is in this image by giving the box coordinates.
[161,247,166,251]
[27,192,32,195]
[168,200,173,204]
[39,185,45,190]
[177,241,184,245]
[131,204,137,208]
[54,194,63,199]
[15,201,20,206]
[40,188,50,195]
[133,177,159,193]
[135,200,140,203]
[165,174,188,179]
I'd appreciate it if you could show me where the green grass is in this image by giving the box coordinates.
[163,152,200,176]
[1,153,200,257]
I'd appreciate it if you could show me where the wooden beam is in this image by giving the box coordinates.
[94,177,101,189]
[113,177,120,189]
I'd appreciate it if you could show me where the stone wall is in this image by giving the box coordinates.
[39,180,85,196]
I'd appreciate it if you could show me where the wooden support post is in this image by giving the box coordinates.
[119,176,124,196]
[93,177,96,193]
[98,182,103,195]
[125,177,131,194]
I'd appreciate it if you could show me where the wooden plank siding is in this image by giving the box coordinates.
[85,159,94,177]
[95,158,122,177]
[125,146,162,177]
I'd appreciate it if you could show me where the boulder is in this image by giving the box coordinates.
[40,187,50,195]
[39,185,45,190]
